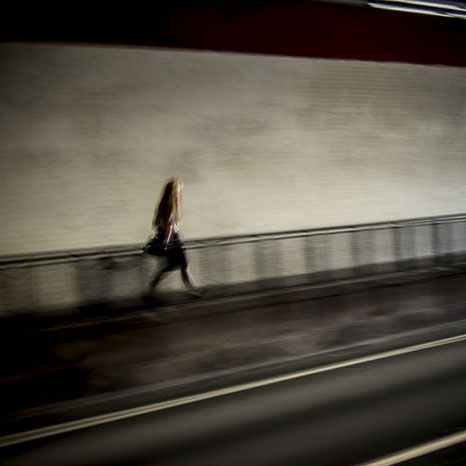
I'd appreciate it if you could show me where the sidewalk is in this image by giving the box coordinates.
[2,263,466,436]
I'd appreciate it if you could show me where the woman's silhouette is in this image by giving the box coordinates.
[148,177,201,297]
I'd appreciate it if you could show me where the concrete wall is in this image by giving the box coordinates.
[1,43,466,256]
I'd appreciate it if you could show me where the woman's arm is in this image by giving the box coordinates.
[163,223,174,249]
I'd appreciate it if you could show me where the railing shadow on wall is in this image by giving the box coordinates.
[1,213,466,316]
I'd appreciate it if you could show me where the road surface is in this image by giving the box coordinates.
[1,334,465,465]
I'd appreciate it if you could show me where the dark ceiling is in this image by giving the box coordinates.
[2,0,466,66]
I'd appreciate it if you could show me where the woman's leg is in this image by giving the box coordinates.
[181,266,202,296]
[149,265,171,292]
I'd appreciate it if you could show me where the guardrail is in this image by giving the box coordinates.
[1,213,466,315]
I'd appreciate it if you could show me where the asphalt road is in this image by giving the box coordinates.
[1,335,465,466]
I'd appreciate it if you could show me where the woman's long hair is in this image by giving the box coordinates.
[153,177,181,230]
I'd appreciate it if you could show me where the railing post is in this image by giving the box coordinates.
[305,234,314,283]
[213,242,229,290]
[222,242,230,289]
[351,227,361,277]
[446,220,453,265]
[274,238,282,288]
[392,224,403,272]
[255,239,265,290]
[462,219,466,263]
[405,224,415,271]
[411,223,418,270]
[367,228,376,275]
[432,220,441,266]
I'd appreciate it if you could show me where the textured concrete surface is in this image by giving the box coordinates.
[1,43,466,255]
[1,266,466,435]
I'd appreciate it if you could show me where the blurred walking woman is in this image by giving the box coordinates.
[147,177,201,297]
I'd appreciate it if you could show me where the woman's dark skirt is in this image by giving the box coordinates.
[153,230,187,270]
[165,244,188,270]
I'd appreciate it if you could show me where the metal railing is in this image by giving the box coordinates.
[1,213,466,314]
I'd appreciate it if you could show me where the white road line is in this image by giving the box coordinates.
[1,333,466,448]
[359,429,466,466]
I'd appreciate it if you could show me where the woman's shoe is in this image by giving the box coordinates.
[189,288,203,298]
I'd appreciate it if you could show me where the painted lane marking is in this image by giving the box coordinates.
[1,333,466,448]
[359,428,466,466]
